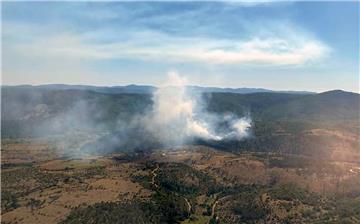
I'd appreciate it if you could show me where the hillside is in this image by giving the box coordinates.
[204,90,360,160]
[2,146,360,224]
[1,86,360,224]
[205,90,359,122]
[2,84,314,95]
[1,86,359,160]
[261,90,360,122]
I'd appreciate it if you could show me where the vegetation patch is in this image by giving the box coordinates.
[1,191,20,213]
[157,163,219,196]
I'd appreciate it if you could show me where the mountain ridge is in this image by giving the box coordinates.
[1,84,319,95]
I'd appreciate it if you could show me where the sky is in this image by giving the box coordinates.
[2,1,359,92]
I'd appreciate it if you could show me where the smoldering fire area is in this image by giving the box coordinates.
[74,72,253,155]
[142,72,252,145]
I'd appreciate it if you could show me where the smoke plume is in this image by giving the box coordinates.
[144,72,252,145]
[2,72,252,156]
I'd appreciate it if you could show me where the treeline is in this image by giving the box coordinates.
[61,193,190,224]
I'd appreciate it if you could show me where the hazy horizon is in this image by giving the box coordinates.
[3,82,358,94]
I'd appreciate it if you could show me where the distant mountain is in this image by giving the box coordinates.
[2,84,156,94]
[1,86,359,160]
[188,85,314,94]
[2,87,358,135]
[260,90,360,122]
[1,84,315,95]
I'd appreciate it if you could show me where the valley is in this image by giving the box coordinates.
[1,87,359,224]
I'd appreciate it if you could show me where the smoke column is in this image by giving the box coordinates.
[144,72,252,145]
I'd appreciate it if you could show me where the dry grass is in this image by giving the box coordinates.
[2,143,360,223]
[1,139,57,164]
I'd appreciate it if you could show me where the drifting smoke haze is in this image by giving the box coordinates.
[1,72,252,155]
[144,72,252,146]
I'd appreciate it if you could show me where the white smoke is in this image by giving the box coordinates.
[144,72,252,145]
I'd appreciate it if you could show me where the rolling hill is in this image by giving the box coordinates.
[1,86,359,161]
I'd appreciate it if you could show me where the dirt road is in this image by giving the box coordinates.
[211,195,232,220]
[150,164,191,214]
[151,164,159,188]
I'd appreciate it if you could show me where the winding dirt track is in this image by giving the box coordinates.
[150,164,192,213]
[211,195,232,220]
[182,196,192,213]
[151,164,159,188]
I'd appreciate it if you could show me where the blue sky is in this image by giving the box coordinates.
[2,1,359,92]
